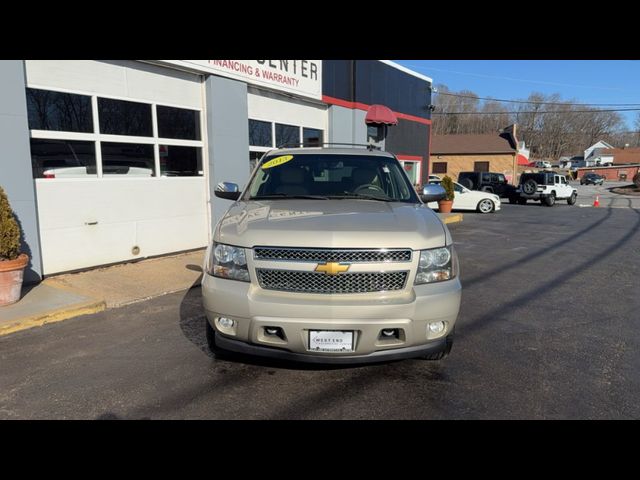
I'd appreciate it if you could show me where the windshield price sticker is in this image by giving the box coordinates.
[262,155,294,169]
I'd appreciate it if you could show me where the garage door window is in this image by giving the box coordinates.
[157,105,200,140]
[98,98,153,137]
[159,145,203,176]
[30,139,97,179]
[27,87,204,179]
[26,88,93,133]
[101,142,155,176]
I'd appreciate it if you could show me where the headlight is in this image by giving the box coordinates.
[205,242,250,282]
[414,246,454,284]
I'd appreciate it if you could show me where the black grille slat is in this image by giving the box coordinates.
[256,269,408,294]
[254,248,411,263]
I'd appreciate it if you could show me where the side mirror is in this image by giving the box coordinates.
[420,184,446,203]
[214,181,241,201]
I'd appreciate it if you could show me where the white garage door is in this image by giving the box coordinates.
[25,60,209,274]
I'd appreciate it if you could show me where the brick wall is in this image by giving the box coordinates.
[577,165,640,181]
[428,153,517,183]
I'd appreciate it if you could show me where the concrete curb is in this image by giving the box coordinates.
[440,213,464,224]
[0,283,106,337]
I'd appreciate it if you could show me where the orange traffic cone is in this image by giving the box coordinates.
[593,195,600,207]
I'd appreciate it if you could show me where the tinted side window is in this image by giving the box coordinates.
[482,172,491,183]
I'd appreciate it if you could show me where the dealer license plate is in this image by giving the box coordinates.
[309,330,354,352]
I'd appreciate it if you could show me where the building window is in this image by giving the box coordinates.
[98,97,153,137]
[30,139,97,179]
[159,145,203,177]
[303,127,323,147]
[432,162,447,174]
[474,161,490,172]
[275,123,300,147]
[26,88,93,133]
[249,150,264,173]
[157,105,201,140]
[27,87,203,179]
[101,142,155,176]
[249,119,272,147]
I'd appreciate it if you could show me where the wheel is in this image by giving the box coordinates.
[205,319,227,357]
[477,199,495,213]
[508,196,519,204]
[480,186,494,193]
[567,192,577,205]
[543,194,556,206]
[522,179,538,195]
[354,184,385,194]
[460,178,474,189]
[518,198,527,205]
[421,329,455,360]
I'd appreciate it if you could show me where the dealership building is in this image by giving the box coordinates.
[0,60,433,283]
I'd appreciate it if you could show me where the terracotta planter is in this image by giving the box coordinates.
[438,200,453,213]
[0,254,29,306]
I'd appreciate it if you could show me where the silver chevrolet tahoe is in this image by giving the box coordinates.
[202,147,462,364]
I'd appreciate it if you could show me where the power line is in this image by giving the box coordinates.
[435,91,640,107]
[433,108,640,115]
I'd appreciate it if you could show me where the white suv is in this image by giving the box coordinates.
[515,172,577,206]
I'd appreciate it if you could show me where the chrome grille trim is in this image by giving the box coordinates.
[253,247,412,263]
[256,269,409,294]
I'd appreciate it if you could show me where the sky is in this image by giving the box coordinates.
[393,60,640,130]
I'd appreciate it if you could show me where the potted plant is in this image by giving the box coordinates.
[0,186,29,306]
[438,175,455,213]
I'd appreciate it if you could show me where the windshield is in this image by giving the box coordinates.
[245,153,419,202]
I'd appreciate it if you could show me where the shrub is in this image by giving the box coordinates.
[441,175,455,201]
[0,186,21,261]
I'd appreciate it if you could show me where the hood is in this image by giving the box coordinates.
[215,199,448,250]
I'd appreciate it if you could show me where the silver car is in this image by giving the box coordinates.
[202,147,462,364]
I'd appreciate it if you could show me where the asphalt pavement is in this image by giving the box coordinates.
[1,189,639,419]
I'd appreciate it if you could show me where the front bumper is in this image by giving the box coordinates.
[202,273,461,362]
[215,333,448,364]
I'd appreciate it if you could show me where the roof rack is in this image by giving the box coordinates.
[275,142,382,151]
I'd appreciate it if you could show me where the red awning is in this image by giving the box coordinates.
[517,154,529,165]
[365,104,398,125]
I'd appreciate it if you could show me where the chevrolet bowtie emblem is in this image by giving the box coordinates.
[315,262,350,275]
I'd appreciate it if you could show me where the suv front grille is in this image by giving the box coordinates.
[253,247,411,263]
[256,269,409,294]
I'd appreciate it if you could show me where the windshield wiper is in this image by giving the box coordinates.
[328,193,394,202]
[250,194,329,200]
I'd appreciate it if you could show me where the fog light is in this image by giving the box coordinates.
[218,317,234,329]
[265,327,279,335]
[429,321,445,334]
[382,329,396,337]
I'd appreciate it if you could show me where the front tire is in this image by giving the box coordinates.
[205,319,227,357]
[477,199,495,213]
[567,192,577,205]
[518,198,528,205]
[421,330,455,361]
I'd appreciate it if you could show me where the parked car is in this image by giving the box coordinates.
[428,179,501,213]
[457,171,517,199]
[512,172,577,206]
[580,173,605,185]
[530,160,552,169]
[202,147,461,364]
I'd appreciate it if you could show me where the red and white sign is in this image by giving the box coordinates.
[163,60,322,100]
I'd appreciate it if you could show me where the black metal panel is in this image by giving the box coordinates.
[386,119,429,157]
[322,60,354,101]
[354,60,431,120]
